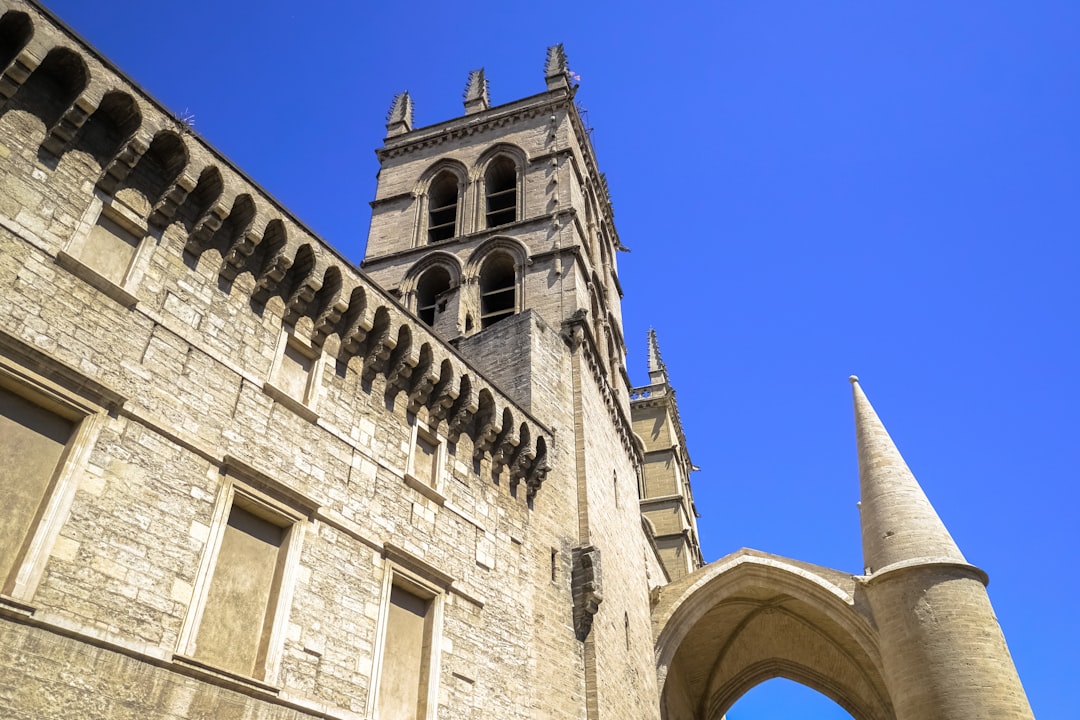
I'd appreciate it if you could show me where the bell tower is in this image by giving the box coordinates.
[361,45,630,401]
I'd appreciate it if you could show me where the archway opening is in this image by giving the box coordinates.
[654,552,894,720]
[725,678,853,719]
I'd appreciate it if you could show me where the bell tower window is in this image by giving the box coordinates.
[416,267,451,327]
[484,157,517,228]
[479,253,516,329]
[427,172,459,243]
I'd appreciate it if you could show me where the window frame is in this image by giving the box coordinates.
[175,471,309,685]
[482,155,519,229]
[403,417,447,505]
[366,544,450,720]
[0,348,111,603]
[425,170,461,244]
[55,193,153,308]
[264,324,324,422]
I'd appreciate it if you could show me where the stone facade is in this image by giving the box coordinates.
[0,2,1034,719]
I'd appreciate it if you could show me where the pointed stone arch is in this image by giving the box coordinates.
[415,158,469,244]
[653,549,895,720]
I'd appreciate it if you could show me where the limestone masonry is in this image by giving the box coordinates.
[0,1,1034,718]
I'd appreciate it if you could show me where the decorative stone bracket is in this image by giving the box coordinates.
[572,544,603,641]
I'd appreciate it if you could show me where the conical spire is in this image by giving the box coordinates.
[647,329,668,385]
[850,375,966,574]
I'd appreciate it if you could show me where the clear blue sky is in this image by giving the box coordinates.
[39,1,1078,717]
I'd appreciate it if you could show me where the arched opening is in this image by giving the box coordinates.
[478,252,515,329]
[11,47,87,129]
[0,12,33,70]
[72,91,141,167]
[416,266,451,327]
[653,551,894,720]
[725,678,853,719]
[427,170,458,242]
[484,156,517,228]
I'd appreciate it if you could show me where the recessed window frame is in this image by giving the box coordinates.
[426,170,460,244]
[264,324,324,422]
[366,544,450,720]
[403,416,446,505]
[176,470,310,685]
[0,348,111,604]
[478,252,518,329]
[55,193,153,308]
[483,155,518,229]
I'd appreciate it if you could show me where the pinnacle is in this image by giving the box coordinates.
[851,377,966,574]
[647,329,668,384]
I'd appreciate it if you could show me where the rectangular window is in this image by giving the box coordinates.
[273,338,315,403]
[367,548,449,720]
[0,347,109,602]
[56,198,149,307]
[79,212,140,285]
[192,501,289,678]
[403,420,446,504]
[179,479,307,683]
[264,328,322,421]
[0,386,73,588]
[377,583,435,720]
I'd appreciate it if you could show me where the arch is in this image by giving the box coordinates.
[415,266,451,328]
[477,251,517,329]
[182,166,224,230]
[401,251,462,294]
[0,12,33,70]
[417,160,467,244]
[476,146,525,229]
[653,550,894,720]
[6,46,87,128]
[71,91,141,167]
[118,129,187,209]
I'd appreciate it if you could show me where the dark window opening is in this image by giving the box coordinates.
[479,253,516,329]
[416,267,451,327]
[484,157,517,228]
[427,171,458,243]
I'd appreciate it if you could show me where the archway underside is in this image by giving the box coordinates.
[656,553,896,720]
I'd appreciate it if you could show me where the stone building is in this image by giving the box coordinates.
[0,1,1034,718]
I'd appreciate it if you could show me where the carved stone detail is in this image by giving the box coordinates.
[572,545,603,641]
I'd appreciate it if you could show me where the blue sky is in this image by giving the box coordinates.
[39,1,1078,717]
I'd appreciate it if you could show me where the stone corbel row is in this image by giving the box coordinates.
[1,5,554,502]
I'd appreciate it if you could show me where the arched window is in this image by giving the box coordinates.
[427,171,459,243]
[479,253,516,328]
[484,157,517,228]
[416,266,451,327]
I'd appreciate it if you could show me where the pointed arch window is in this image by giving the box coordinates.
[416,266,452,327]
[484,157,517,228]
[427,171,459,243]
[479,253,516,328]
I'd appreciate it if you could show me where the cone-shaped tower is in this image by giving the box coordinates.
[850,376,1033,719]
[851,374,966,573]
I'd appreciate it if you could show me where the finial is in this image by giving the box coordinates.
[545,43,570,91]
[849,375,859,384]
[385,91,413,137]
[463,68,490,114]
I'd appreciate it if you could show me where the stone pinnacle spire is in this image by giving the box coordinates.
[463,68,490,114]
[850,375,966,574]
[647,329,668,385]
[385,91,413,137]
[545,43,570,90]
